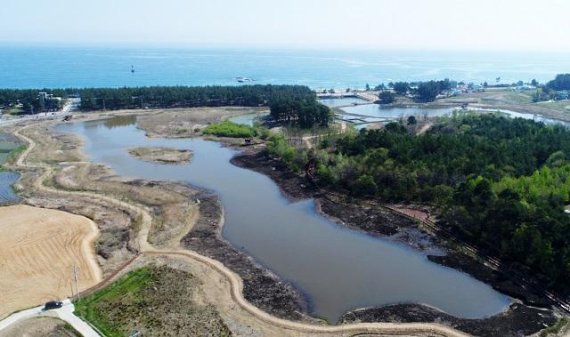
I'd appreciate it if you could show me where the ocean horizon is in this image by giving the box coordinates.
[1,45,569,89]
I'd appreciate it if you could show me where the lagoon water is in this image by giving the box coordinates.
[341,105,456,119]
[58,118,511,322]
[2,46,570,89]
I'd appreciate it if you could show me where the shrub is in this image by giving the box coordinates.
[203,120,257,138]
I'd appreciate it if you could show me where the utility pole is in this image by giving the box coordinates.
[72,265,80,302]
[70,279,75,300]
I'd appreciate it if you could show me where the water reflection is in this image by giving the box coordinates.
[103,115,137,128]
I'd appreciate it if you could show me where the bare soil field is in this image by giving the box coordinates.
[128,146,192,164]
[0,205,102,319]
[0,317,80,337]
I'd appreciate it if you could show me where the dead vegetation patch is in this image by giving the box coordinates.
[137,107,265,138]
[0,317,81,337]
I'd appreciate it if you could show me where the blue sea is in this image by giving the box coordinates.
[1,46,569,89]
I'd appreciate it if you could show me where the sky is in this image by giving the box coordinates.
[1,0,569,52]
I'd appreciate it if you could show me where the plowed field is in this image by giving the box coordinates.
[0,205,101,318]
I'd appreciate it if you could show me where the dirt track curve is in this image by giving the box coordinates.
[12,123,471,337]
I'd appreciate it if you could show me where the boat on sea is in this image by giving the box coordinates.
[236,76,254,83]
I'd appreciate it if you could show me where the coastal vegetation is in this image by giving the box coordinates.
[269,113,570,294]
[269,96,331,128]
[77,85,316,111]
[0,89,67,113]
[378,79,452,102]
[0,85,331,128]
[377,91,395,104]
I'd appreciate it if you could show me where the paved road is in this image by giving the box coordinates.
[0,299,101,337]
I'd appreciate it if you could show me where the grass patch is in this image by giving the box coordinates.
[203,120,257,138]
[503,91,534,104]
[540,317,569,337]
[5,107,24,115]
[75,265,232,337]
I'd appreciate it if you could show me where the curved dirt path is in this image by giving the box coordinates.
[12,123,471,337]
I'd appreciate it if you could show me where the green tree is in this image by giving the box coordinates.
[416,81,440,102]
[377,91,395,104]
[547,74,570,90]
[392,82,410,95]
[352,174,378,196]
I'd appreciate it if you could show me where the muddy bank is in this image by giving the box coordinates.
[128,146,192,164]
[230,150,318,201]
[181,192,308,321]
[340,303,556,337]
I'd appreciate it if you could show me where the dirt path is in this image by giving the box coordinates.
[0,205,102,319]
[11,123,471,337]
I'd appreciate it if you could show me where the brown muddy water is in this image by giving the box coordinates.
[57,118,510,322]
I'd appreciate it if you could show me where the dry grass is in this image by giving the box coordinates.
[436,88,570,120]
[0,317,81,337]
[52,162,200,248]
[137,107,265,138]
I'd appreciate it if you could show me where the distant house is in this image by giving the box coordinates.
[470,84,485,92]
[452,89,462,96]
[513,85,537,91]
[555,90,569,100]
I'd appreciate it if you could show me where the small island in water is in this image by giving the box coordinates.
[128,147,192,164]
